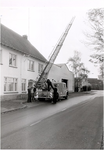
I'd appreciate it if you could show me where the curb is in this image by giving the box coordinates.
[1,102,27,114]
[1,104,27,114]
[1,101,44,114]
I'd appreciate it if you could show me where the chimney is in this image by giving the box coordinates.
[22,35,28,40]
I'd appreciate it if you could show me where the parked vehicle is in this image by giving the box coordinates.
[54,82,68,100]
[35,82,68,101]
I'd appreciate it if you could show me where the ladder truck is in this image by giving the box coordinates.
[35,17,75,101]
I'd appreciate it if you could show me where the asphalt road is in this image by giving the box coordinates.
[1,90,103,149]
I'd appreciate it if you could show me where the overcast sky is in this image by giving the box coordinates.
[0,0,103,78]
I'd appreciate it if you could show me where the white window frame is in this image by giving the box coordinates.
[9,53,17,67]
[21,79,26,92]
[38,63,44,74]
[4,77,18,92]
[27,59,34,71]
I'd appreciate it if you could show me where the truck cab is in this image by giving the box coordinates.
[53,82,68,100]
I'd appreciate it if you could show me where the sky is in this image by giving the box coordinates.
[0,0,103,78]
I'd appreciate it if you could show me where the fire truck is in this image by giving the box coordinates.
[35,82,68,101]
[35,17,75,101]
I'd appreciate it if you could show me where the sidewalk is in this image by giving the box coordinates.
[1,99,43,114]
[1,91,94,114]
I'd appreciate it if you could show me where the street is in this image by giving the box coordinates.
[1,90,103,149]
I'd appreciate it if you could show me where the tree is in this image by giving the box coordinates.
[67,51,81,77]
[84,8,104,78]
[67,50,90,91]
[67,50,89,77]
[99,63,104,79]
[84,8,104,53]
[79,67,90,79]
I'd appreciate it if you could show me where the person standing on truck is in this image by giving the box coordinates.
[47,79,54,91]
[52,84,58,104]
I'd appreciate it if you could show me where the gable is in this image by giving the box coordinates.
[56,64,73,75]
[61,65,73,76]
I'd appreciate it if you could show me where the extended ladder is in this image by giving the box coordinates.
[36,17,75,88]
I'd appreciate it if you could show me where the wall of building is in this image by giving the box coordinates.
[0,45,45,100]
[48,64,74,92]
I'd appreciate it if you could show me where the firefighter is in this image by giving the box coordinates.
[31,86,34,102]
[52,84,58,104]
[27,86,31,103]
[33,85,36,101]
[47,79,54,91]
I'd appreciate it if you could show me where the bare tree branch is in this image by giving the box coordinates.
[83,8,104,78]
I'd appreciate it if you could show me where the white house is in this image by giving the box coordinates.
[0,24,74,101]
[48,64,74,92]
[0,24,46,100]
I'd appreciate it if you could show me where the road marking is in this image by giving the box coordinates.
[30,120,41,126]
[61,108,67,111]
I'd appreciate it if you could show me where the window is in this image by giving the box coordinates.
[38,63,43,74]
[4,77,17,92]
[27,60,34,71]
[22,79,26,92]
[9,53,17,67]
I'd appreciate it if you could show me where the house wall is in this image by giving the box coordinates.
[0,45,45,100]
[48,64,74,92]
[0,46,74,101]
